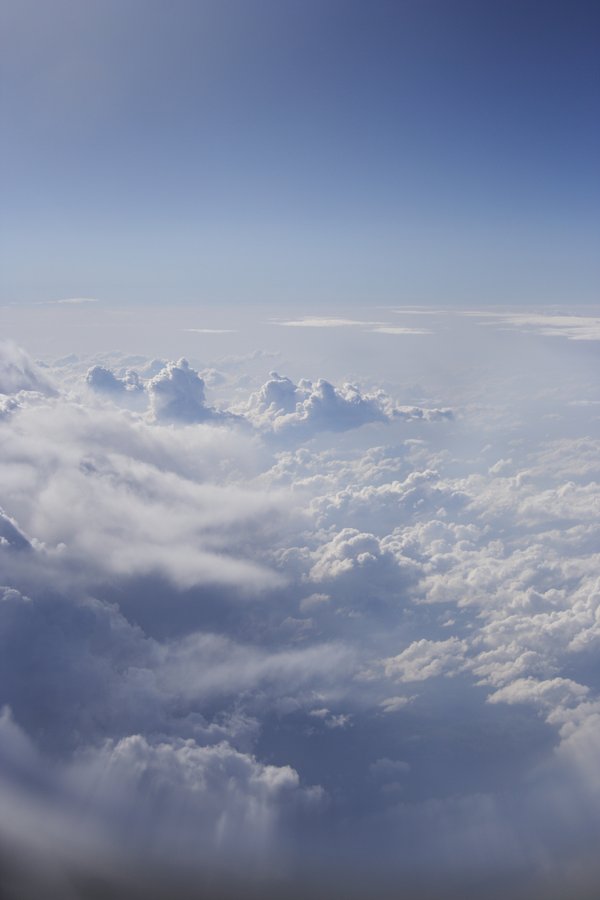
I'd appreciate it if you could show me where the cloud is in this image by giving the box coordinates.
[369,326,432,335]
[460,311,600,341]
[0,341,55,396]
[0,389,289,593]
[274,317,378,328]
[147,358,214,423]
[368,757,410,779]
[0,510,31,551]
[0,316,599,897]
[86,365,143,394]
[0,707,322,898]
[146,358,241,425]
[308,527,412,600]
[383,638,468,682]
[243,372,450,438]
[487,677,589,711]
[378,695,415,713]
[69,733,320,861]
[244,372,390,435]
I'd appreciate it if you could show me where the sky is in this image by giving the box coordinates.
[2,4,600,899]
[1,0,599,306]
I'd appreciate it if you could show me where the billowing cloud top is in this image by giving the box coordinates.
[242,371,451,437]
[147,357,214,423]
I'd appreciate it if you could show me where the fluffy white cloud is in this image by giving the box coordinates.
[245,372,388,435]
[86,364,143,394]
[242,372,451,438]
[147,358,221,423]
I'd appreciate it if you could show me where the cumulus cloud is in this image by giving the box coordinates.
[147,358,218,423]
[86,365,143,394]
[242,371,451,438]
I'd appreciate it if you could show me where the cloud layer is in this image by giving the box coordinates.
[1,314,600,899]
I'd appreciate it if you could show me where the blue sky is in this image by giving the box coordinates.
[2,0,599,305]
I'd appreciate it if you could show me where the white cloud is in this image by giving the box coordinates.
[461,310,600,341]
[0,392,288,593]
[67,733,321,866]
[369,326,432,335]
[244,373,389,435]
[0,341,55,395]
[274,317,378,328]
[242,372,451,438]
[383,637,468,682]
[378,695,415,713]
[487,677,589,711]
[148,358,217,423]
[86,364,144,395]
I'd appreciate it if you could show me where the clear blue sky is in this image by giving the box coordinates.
[1,0,599,305]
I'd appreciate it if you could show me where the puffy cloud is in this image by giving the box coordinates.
[309,528,394,582]
[243,372,451,438]
[487,677,589,711]
[148,358,228,424]
[309,468,468,534]
[248,372,388,434]
[86,365,143,394]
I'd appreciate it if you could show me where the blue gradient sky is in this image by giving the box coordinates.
[2,0,599,305]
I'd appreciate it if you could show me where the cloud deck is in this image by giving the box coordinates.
[0,309,600,898]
